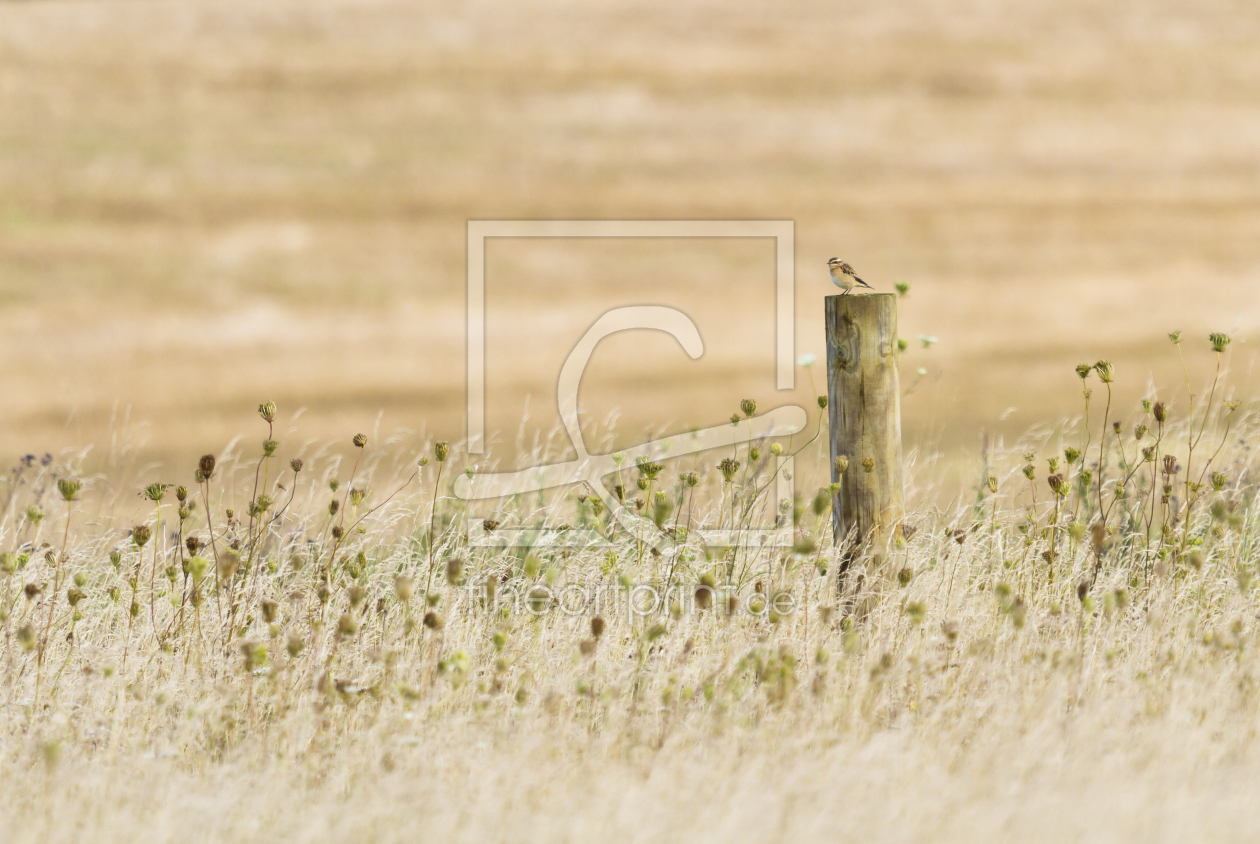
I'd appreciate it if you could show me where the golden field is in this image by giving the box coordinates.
[1,0,1258,473]
[2,3,1260,842]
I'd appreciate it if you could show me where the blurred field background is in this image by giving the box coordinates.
[2,0,1259,476]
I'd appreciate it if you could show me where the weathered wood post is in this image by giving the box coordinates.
[826,293,905,575]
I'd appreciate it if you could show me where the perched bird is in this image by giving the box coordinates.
[828,258,872,295]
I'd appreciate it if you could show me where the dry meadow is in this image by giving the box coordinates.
[3,0,1260,841]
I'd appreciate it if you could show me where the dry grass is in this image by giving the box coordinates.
[3,1,1260,839]
[1,333,1258,842]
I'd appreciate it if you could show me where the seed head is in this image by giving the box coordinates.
[834,456,849,476]
[1163,455,1178,475]
[1064,447,1081,465]
[770,443,783,457]
[729,414,740,426]
[740,399,757,418]
[1154,402,1168,424]
[263,439,278,457]
[57,478,82,502]
[718,458,741,483]
[26,505,43,525]
[434,441,450,462]
[986,476,998,494]
[423,611,443,630]
[258,401,277,423]
[337,612,359,637]
[140,483,169,503]
[198,454,216,479]
[861,458,875,474]
[1212,472,1228,491]
[1093,360,1114,383]
[217,549,240,580]
[591,616,606,638]
[394,575,414,601]
[1047,474,1068,497]
[1210,333,1232,353]
[1075,364,1092,380]
[1168,330,1182,345]
[290,458,303,473]
[175,485,187,502]
[131,524,152,548]
[817,395,828,409]
[261,599,279,623]
[895,281,910,297]
[353,433,367,449]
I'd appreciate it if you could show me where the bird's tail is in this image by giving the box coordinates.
[855,276,872,289]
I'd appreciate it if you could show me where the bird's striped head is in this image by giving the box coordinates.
[827,257,841,267]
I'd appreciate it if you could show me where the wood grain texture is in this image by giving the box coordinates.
[826,293,905,559]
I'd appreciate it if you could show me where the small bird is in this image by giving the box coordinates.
[828,258,872,295]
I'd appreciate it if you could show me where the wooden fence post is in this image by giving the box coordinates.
[826,293,905,574]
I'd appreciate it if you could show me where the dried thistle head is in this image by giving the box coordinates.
[1154,401,1168,424]
[718,458,741,483]
[353,433,367,449]
[198,454,216,479]
[131,524,152,548]
[290,458,303,473]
